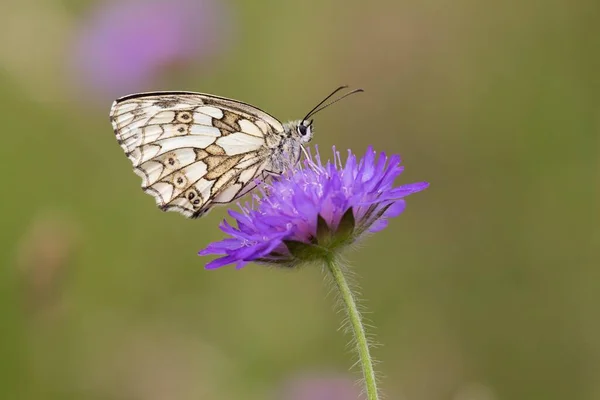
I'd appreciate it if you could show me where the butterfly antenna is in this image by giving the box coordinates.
[302,85,349,121]
[304,88,364,120]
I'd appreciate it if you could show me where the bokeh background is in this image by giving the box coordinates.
[1,0,598,399]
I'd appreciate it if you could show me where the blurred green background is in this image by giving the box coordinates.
[1,0,598,399]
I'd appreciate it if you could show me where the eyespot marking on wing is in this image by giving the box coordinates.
[175,111,193,123]
[135,149,197,187]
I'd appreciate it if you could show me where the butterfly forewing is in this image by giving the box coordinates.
[110,91,284,218]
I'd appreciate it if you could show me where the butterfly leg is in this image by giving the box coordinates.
[300,145,320,173]
[263,170,283,181]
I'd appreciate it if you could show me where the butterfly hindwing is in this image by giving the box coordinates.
[110,91,284,218]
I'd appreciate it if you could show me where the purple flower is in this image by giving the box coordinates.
[199,146,429,269]
[69,0,230,102]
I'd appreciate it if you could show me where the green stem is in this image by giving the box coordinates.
[325,255,379,400]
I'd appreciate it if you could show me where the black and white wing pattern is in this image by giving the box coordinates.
[109,91,284,218]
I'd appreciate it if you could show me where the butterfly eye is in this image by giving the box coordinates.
[297,124,308,136]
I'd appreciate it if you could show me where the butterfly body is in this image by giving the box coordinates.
[268,120,314,173]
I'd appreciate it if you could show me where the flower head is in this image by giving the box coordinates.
[199,146,429,269]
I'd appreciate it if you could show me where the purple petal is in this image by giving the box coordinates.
[383,199,406,218]
[388,181,430,198]
[205,254,240,269]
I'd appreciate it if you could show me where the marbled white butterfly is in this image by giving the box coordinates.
[109,86,362,218]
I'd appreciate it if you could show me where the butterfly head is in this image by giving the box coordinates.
[283,119,314,143]
[297,119,314,143]
[293,85,363,144]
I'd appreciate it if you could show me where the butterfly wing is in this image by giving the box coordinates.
[110,91,284,218]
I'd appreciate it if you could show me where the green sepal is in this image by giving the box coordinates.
[283,209,357,263]
[283,239,329,262]
[336,208,356,240]
[328,208,355,248]
[316,214,332,244]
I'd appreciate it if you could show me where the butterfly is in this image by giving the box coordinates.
[109,86,362,218]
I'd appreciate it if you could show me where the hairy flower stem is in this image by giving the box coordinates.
[325,255,379,400]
